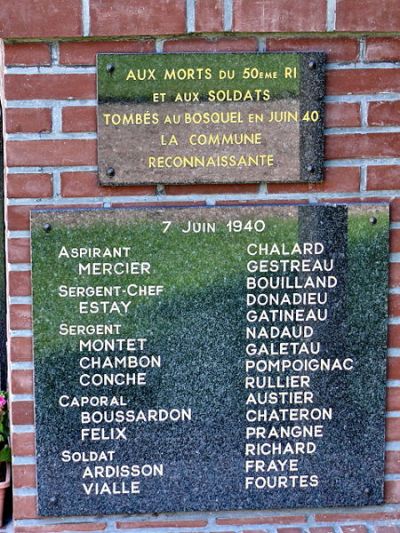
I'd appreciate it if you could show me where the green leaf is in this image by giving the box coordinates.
[0,447,11,463]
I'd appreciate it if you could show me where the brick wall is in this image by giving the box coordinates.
[1,0,400,532]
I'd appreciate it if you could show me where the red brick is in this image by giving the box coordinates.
[368,166,400,191]
[196,0,224,32]
[61,172,155,198]
[385,480,400,503]
[0,0,81,38]
[310,528,334,533]
[387,417,400,441]
[217,516,306,526]
[10,305,32,330]
[11,369,33,396]
[62,106,97,133]
[316,511,400,522]
[117,520,208,529]
[267,37,359,62]
[8,238,31,264]
[90,0,185,36]
[112,201,206,209]
[325,102,361,128]
[60,40,154,66]
[389,325,400,348]
[392,230,400,253]
[10,337,32,363]
[327,69,400,95]
[391,199,400,222]
[13,464,36,489]
[13,495,37,520]
[9,271,31,297]
[8,173,53,198]
[389,294,400,316]
[8,206,31,231]
[388,356,400,380]
[386,451,400,474]
[15,523,107,532]
[4,43,51,66]
[11,400,34,425]
[268,167,360,194]
[336,0,400,31]
[164,37,258,53]
[165,184,259,195]
[233,0,326,31]
[7,140,97,167]
[390,263,400,287]
[277,529,303,533]
[5,74,95,100]
[326,133,400,160]
[387,387,400,411]
[368,101,400,126]
[341,527,368,533]
[6,108,52,134]
[375,528,400,533]
[366,38,400,62]
[11,432,35,457]
[391,358,400,385]
[386,267,400,294]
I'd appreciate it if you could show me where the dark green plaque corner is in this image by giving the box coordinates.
[31,203,388,517]
[97,52,325,186]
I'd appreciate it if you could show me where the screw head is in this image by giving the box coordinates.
[307,164,315,173]
[369,216,378,225]
[364,488,371,496]
[106,167,115,178]
[308,60,316,69]
[50,496,57,504]
[106,63,115,74]
[43,223,52,233]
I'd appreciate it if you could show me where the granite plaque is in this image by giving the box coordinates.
[31,203,388,516]
[97,53,325,185]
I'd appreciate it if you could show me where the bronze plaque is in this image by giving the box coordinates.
[97,53,325,185]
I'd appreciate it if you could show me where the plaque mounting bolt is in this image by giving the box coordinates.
[106,167,115,178]
[50,496,57,504]
[369,216,378,225]
[43,223,52,233]
[308,60,317,69]
[307,165,315,173]
[106,63,115,74]
[364,488,371,496]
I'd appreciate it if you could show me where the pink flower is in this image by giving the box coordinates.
[0,397,7,409]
